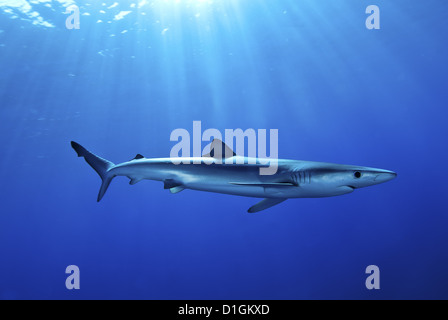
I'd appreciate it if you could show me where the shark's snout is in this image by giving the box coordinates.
[374,171,397,183]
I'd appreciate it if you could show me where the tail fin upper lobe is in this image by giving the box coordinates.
[71,141,115,202]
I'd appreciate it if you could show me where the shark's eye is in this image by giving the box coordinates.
[354,171,362,179]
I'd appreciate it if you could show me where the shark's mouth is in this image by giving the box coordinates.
[347,186,357,190]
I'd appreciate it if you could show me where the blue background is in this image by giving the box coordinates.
[0,0,447,299]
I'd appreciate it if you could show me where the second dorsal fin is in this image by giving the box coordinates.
[133,154,145,160]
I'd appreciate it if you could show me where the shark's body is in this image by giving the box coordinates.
[71,141,396,213]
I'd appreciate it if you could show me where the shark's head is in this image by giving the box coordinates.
[332,166,397,190]
[297,164,397,197]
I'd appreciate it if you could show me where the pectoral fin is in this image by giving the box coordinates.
[248,198,287,213]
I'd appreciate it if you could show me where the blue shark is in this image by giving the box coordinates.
[71,140,396,213]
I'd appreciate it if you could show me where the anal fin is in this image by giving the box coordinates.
[129,177,143,185]
[164,179,183,190]
[248,198,287,213]
[170,186,185,194]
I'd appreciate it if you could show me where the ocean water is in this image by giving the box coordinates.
[0,0,447,300]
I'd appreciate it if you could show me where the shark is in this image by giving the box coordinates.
[71,140,396,213]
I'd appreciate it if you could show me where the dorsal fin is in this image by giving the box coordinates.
[203,139,236,159]
[133,154,145,160]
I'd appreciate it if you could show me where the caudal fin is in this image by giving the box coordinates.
[71,141,115,202]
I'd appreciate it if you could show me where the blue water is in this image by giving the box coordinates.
[0,0,447,300]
